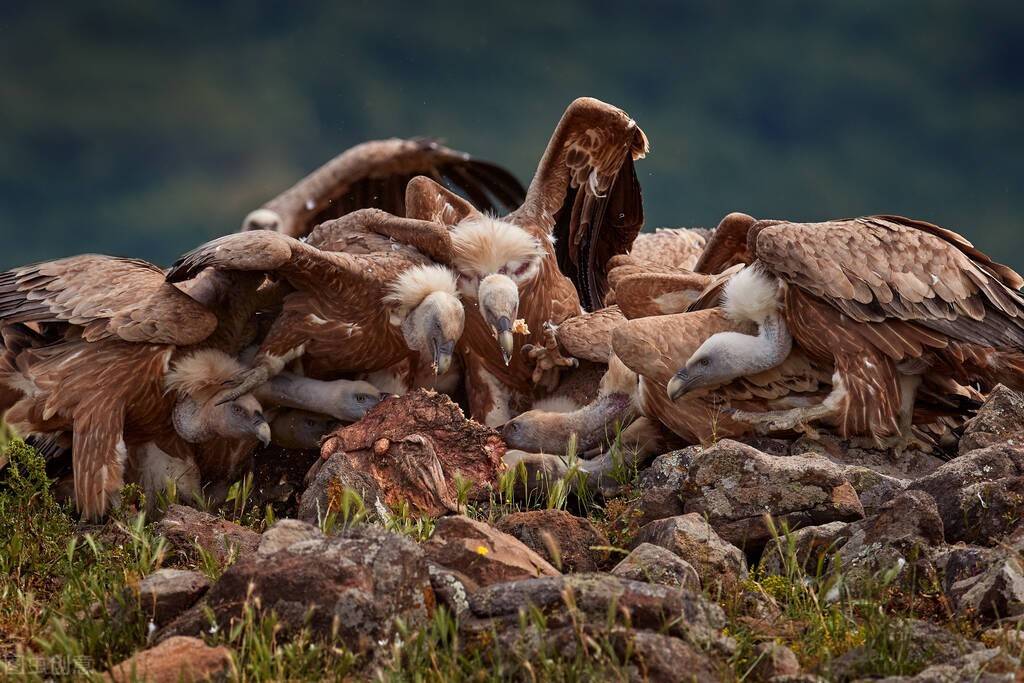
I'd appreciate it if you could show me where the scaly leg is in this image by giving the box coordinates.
[522,322,578,392]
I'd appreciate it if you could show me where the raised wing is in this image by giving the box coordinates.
[511,98,649,310]
[244,138,525,237]
[0,255,217,346]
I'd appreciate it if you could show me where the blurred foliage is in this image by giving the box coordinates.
[0,1,1021,270]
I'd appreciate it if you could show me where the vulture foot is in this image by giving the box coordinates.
[728,402,835,436]
[522,323,579,392]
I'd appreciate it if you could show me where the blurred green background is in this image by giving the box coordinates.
[1,1,1021,270]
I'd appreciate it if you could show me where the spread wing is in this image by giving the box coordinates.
[628,228,708,270]
[510,98,649,310]
[753,215,1024,349]
[0,256,217,346]
[166,229,381,294]
[246,138,525,237]
[554,306,627,363]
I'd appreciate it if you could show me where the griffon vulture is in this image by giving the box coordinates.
[166,226,466,400]
[668,216,1024,447]
[0,256,274,518]
[349,98,648,424]
[242,138,525,237]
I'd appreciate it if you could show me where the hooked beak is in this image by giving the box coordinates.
[666,371,696,401]
[432,339,455,376]
[255,419,272,447]
[495,316,514,366]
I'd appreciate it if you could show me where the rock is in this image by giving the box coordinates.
[837,466,908,517]
[133,569,210,628]
[959,384,1024,454]
[760,522,849,576]
[159,526,433,652]
[909,444,1024,545]
[835,490,945,593]
[631,513,747,592]
[937,476,1024,546]
[611,542,701,590]
[105,636,232,682]
[867,647,1020,682]
[496,509,609,572]
[422,515,559,587]
[935,545,1024,625]
[300,390,505,520]
[681,440,864,549]
[499,625,727,683]
[792,434,944,481]
[427,564,476,618]
[750,642,802,682]
[830,618,983,681]
[465,573,727,649]
[626,448,693,526]
[154,504,259,565]
[257,518,323,557]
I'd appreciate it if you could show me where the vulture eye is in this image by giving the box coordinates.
[498,265,508,275]
[700,359,710,367]
[355,394,370,403]
[513,262,530,277]
[231,404,244,415]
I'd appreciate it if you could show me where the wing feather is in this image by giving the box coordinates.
[0,256,216,346]
[248,138,525,237]
[511,98,649,309]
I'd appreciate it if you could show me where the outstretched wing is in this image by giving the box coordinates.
[0,255,217,346]
[245,138,525,237]
[511,98,649,310]
[166,229,377,294]
[753,215,1024,349]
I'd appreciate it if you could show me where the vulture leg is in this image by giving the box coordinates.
[521,322,579,392]
[727,375,849,436]
[848,374,932,454]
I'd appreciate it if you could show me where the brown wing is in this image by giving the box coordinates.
[629,228,708,270]
[612,308,831,443]
[511,98,649,310]
[166,229,373,294]
[754,216,1024,349]
[246,138,525,237]
[311,207,455,266]
[0,256,217,346]
[693,213,760,274]
[554,306,627,363]
[613,271,714,319]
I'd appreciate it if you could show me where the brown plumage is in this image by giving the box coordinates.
[628,227,708,270]
[671,215,1024,445]
[242,138,526,237]
[166,223,465,397]
[348,98,648,424]
[614,308,833,444]
[0,257,271,518]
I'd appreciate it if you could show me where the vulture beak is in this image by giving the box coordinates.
[256,419,272,447]
[496,316,514,366]
[666,371,696,401]
[432,339,455,376]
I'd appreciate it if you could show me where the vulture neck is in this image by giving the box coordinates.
[172,396,215,444]
[253,372,338,418]
[730,312,792,377]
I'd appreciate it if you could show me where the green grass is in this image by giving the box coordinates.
[1,438,1019,681]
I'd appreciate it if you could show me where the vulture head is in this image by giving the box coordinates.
[165,349,272,446]
[668,267,792,400]
[386,265,465,375]
[450,216,545,295]
[477,274,520,364]
[501,392,634,454]
[241,208,282,233]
